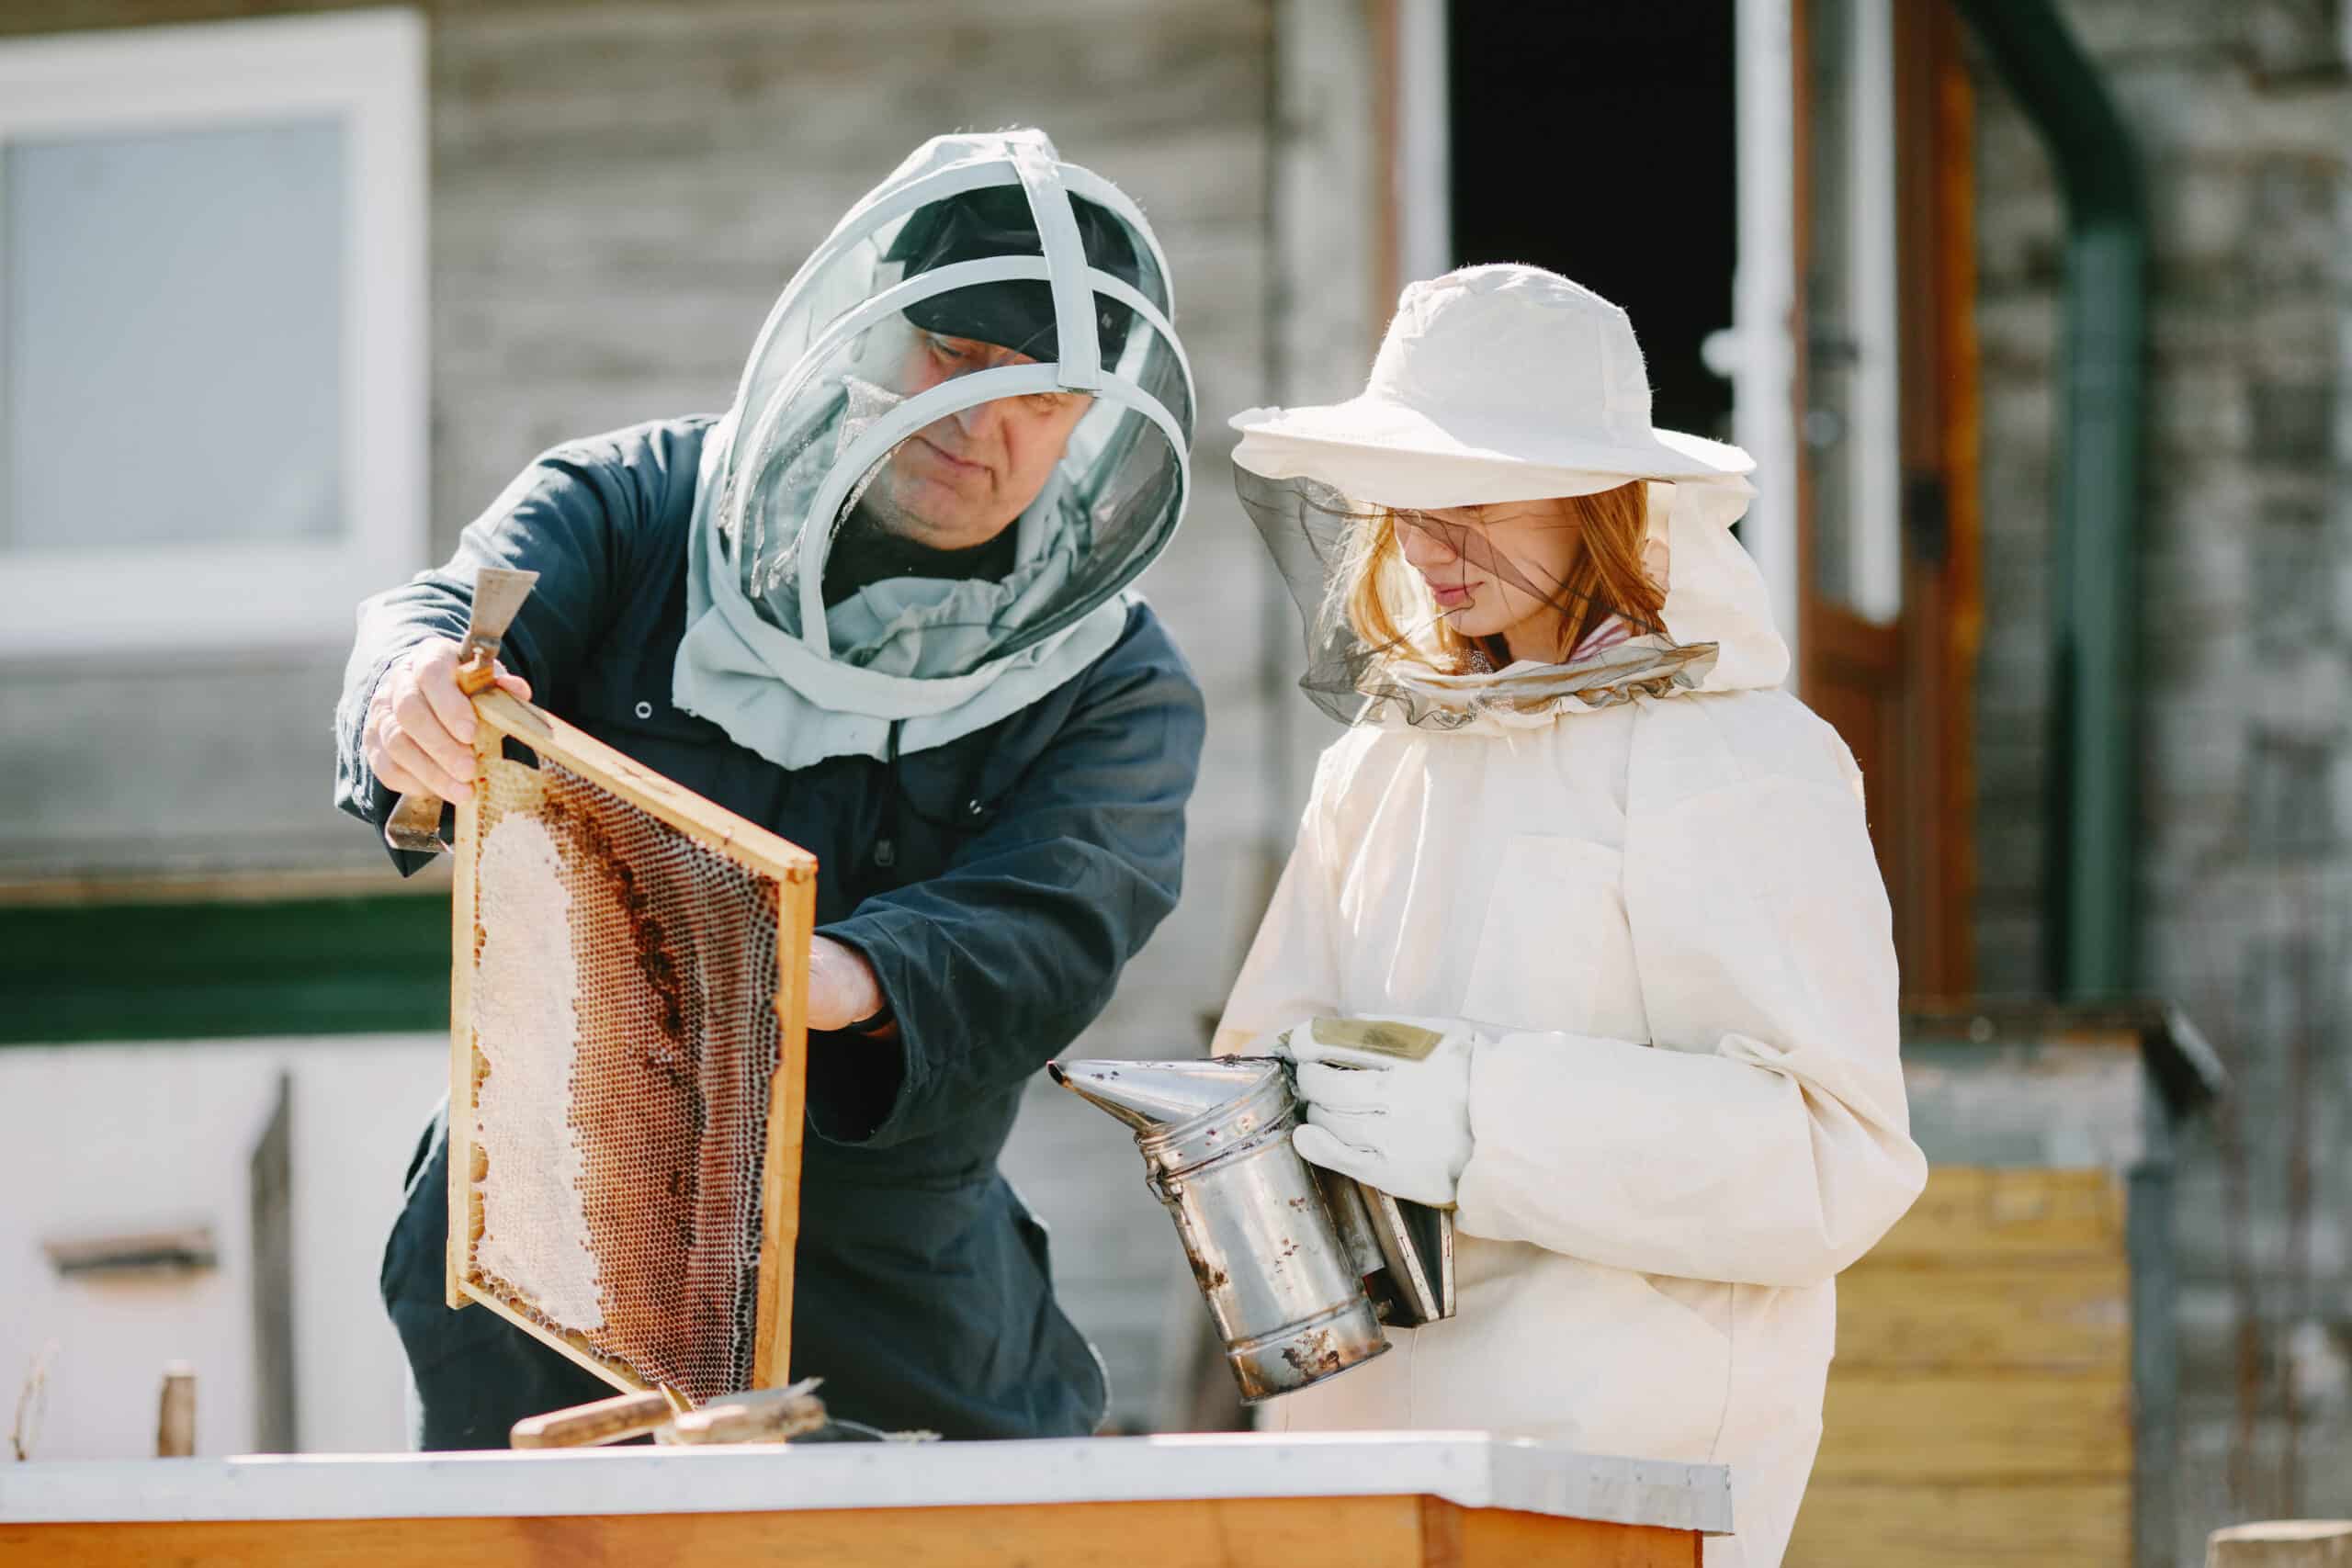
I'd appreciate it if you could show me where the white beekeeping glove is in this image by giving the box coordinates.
[1275,1017,1478,1208]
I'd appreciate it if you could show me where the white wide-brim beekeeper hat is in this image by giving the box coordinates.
[1229,263,1753,509]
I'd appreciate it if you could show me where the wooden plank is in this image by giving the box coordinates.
[1423,1498,1702,1566]
[1813,1371,2132,1483]
[753,867,815,1390]
[458,1274,653,1399]
[1885,0,1981,999]
[0,863,448,908]
[1832,1258,2130,1372]
[1927,0,1982,999]
[0,1495,1536,1568]
[1786,1480,2129,1567]
[1806,604,1904,680]
[445,739,482,1313]
[1859,1166,2125,1265]
[509,1390,675,1450]
[2207,1521,2352,1566]
[248,1071,297,1451]
[476,690,817,885]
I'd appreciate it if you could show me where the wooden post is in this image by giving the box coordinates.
[752,867,814,1391]
[2207,1522,2352,1567]
[248,1073,296,1453]
[155,1365,195,1458]
[508,1390,674,1450]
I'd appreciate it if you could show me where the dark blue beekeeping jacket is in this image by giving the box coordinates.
[334,417,1204,1447]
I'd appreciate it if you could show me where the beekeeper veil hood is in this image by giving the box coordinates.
[1229,264,1785,731]
[674,130,1197,769]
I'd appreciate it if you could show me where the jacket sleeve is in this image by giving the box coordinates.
[1207,749,1346,1058]
[332,429,677,873]
[1453,701,1927,1288]
[811,612,1206,1147]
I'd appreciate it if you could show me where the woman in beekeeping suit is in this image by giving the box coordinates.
[1214,265,1928,1568]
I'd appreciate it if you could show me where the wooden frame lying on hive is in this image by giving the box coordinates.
[444,689,817,1404]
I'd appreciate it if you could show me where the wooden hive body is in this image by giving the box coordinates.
[1789,1009,2221,1568]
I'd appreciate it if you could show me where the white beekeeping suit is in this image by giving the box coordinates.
[1215,265,1927,1568]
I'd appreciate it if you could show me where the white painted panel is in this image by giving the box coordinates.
[0,10,426,655]
[0,1036,442,1459]
[1730,0,1803,686]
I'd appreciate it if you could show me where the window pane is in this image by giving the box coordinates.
[5,118,345,553]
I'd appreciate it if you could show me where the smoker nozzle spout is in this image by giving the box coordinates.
[1047,1056,1284,1134]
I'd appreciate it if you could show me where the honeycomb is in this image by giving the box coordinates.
[463,752,786,1404]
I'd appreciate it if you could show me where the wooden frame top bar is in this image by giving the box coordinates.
[0,1436,1732,1535]
[473,691,817,884]
[448,686,816,1402]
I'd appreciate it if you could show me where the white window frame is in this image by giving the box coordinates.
[0,9,425,656]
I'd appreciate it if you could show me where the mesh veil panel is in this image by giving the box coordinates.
[1234,467,1720,729]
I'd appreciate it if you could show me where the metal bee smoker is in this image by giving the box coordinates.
[1049,1056,1454,1403]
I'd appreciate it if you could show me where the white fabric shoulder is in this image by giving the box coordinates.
[1623,686,1866,814]
[1302,723,1395,874]
[1453,686,1925,1289]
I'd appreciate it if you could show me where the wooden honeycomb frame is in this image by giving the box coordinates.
[444,689,816,1402]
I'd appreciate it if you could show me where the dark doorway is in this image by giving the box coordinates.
[1447,1,1738,445]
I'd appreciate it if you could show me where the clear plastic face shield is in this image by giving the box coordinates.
[1236,469,1717,728]
[716,154,1194,675]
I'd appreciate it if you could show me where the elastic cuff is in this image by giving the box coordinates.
[804,916,923,1145]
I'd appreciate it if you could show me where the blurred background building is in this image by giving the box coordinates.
[0,2,2346,1563]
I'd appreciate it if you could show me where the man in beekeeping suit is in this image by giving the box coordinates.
[335,130,1202,1446]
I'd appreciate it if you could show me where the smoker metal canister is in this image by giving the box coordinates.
[1049,1058,1387,1402]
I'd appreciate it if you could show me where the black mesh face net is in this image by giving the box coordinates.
[1236,468,1719,729]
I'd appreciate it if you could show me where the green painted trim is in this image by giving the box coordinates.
[1955,0,2150,1000]
[0,895,447,1043]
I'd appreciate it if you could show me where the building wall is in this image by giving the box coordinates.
[0,0,1363,1438]
[416,0,1300,1436]
[0,1038,444,1459]
[1967,3,2352,1553]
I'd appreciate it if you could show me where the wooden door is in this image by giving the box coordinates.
[1792,0,1980,998]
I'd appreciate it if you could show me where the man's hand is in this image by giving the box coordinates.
[808,936,890,1035]
[364,636,533,802]
[370,641,885,1035]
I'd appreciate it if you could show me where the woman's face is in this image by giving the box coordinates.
[1392,498,1585,659]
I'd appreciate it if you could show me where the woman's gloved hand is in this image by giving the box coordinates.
[1272,1017,1478,1208]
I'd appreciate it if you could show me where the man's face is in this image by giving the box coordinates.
[859,326,1093,550]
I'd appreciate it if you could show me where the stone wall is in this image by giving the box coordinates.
[1967,2,2352,1554]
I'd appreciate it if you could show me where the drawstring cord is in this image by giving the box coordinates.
[872,720,904,871]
